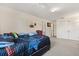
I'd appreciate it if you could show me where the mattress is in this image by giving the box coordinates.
[0,34,50,56]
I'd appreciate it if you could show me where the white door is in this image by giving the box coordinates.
[56,20,79,40]
[42,21,53,37]
[69,21,79,40]
[56,21,69,39]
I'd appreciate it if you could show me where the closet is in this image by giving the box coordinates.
[56,19,79,40]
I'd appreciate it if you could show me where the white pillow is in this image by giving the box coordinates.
[28,32,37,36]
[19,32,28,35]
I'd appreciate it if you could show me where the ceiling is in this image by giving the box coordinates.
[0,3,79,20]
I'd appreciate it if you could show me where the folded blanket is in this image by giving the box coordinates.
[5,46,15,56]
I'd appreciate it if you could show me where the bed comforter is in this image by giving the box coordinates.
[0,34,50,56]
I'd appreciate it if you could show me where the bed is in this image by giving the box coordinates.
[28,35,50,56]
[0,32,50,56]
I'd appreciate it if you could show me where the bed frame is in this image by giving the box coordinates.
[32,45,50,56]
[31,38,51,56]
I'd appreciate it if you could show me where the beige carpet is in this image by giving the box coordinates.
[43,37,79,56]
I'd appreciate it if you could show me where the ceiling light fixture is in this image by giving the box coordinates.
[50,7,60,12]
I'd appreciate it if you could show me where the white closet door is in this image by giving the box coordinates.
[71,21,79,40]
[57,20,79,40]
[56,21,69,39]
[75,22,79,40]
[67,21,73,40]
[67,20,79,40]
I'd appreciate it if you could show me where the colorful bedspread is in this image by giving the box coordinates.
[0,34,50,56]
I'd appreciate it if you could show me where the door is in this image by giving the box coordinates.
[69,21,79,40]
[56,21,69,39]
[56,20,79,40]
[42,21,53,37]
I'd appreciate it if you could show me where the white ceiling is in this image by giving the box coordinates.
[0,3,79,20]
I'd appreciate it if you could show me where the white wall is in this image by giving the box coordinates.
[56,14,79,40]
[0,6,53,37]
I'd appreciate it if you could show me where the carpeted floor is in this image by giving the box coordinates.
[43,37,79,56]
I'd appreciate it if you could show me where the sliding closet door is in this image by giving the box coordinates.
[66,20,79,40]
[56,19,79,40]
[70,21,79,40]
[56,20,70,39]
[66,21,74,40]
[75,22,79,40]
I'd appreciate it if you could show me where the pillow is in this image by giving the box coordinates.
[8,32,19,43]
[19,32,28,35]
[0,33,18,42]
[28,32,37,36]
[36,30,43,36]
[9,32,18,39]
[1,35,14,42]
[3,33,14,39]
[12,32,18,39]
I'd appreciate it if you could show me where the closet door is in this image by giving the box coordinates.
[71,21,79,40]
[75,22,79,40]
[56,21,69,39]
[66,21,73,40]
[56,20,79,40]
[66,20,79,40]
